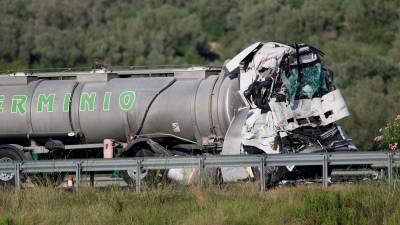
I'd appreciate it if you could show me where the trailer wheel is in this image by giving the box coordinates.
[251,165,287,187]
[265,166,287,187]
[0,145,26,186]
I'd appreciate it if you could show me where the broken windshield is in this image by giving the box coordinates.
[281,62,328,104]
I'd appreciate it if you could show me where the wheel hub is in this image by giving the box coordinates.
[0,157,14,182]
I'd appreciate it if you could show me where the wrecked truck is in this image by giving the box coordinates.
[0,42,355,186]
[220,42,356,184]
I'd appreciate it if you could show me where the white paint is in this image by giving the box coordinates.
[172,122,181,133]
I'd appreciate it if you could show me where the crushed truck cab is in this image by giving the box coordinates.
[221,42,356,182]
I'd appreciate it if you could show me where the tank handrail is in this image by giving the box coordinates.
[0,64,221,77]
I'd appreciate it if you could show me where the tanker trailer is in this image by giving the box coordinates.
[0,66,243,184]
[0,41,356,186]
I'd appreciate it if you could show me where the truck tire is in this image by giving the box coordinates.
[251,165,287,188]
[0,145,27,186]
[265,166,287,187]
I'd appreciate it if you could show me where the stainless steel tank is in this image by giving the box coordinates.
[0,74,243,143]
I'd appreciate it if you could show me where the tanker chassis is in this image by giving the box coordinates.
[0,42,356,186]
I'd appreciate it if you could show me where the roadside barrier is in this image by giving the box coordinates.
[0,151,397,192]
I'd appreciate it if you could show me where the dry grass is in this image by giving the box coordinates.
[0,182,400,225]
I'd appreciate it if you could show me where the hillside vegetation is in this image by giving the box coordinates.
[0,183,399,225]
[1,0,400,148]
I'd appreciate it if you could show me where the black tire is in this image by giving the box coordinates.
[245,144,288,188]
[252,165,287,188]
[265,166,287,187]
[0,145,27,186]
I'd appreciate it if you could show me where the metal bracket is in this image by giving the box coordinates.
[75,162,82,189]
[322,154,329,188]
[136,160,142,193]
[259,156,266,191]
[387,152,393,186]
[14,163,21,192]
[198,156,205,188]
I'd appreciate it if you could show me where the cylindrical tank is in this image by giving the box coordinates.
[0,74,243,144]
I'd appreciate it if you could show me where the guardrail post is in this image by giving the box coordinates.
[259,156,266,192]
[14,163,21,192]
[387,152,393,186]
[198,156,205,188]
[75,162,81,190]
[89,172,95,187]
[136,160,141,193]
[322,154,328,188]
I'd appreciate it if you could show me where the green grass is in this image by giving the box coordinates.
[0,182,400,225]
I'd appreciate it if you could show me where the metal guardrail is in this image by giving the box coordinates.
[0,151,397,192]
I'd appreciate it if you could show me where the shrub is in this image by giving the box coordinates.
[374,115,400,151]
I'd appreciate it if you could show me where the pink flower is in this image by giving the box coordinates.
[389,142,398,151]
[395,115,400,124]
[374,135,383,142]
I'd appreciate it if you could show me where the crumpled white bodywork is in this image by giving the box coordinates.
[221,41,351,181]
[269,89,349,131]
[237,43,294,107]
[240,89,349,153]
[241,109,278,154]
[250,42,293,76]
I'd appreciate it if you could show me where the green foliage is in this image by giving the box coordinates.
[0,183,400,224]
[0,0,399,148]
[340,77,400,149]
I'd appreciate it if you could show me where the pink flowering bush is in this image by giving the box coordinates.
[374,115,400,152]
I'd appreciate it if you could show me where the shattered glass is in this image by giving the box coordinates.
[296,63,327,98]
[281,62,327,104]
[280,68,298,104]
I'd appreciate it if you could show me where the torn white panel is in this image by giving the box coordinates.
[236,42,293,108]
[239,69,258,107]
[241,110,279,154]
[250,42,293,77]
[222,108,248,154]
[321,89,350,121]
[243,109,262,132]
[225,42,263,73]
[269,89,350,131]
[221,108,251,181]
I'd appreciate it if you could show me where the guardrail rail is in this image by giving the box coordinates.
[0,151,398,192]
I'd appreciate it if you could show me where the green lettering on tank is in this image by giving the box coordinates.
[37,94,55,112]
[63,93,71,112]
[11,95,27,114]
[119,91,136,111]
[80,92,96,112]
[103,92,112,112]
[0,95,4,113]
